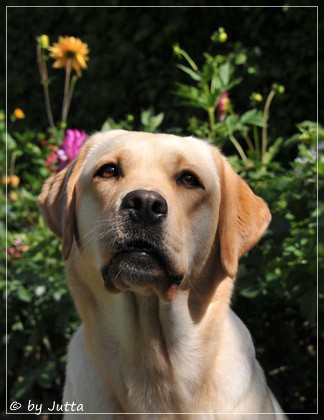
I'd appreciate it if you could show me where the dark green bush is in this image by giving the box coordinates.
[233,138,319,412]
[3,4,320,139]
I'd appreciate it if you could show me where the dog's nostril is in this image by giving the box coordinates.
[151,197,167,216]
[132,197,143,211]
[121,189,168,225]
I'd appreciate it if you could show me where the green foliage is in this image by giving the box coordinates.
[4,6,319,137]
[231,128,319,412]
[6,228,78,406]
[173,41,243,139]
[1,115,79,410]
[173,38,285,167]
[101,108,164,133]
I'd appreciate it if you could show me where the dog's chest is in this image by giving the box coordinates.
[118,346,205,413]
[95,293,220,413]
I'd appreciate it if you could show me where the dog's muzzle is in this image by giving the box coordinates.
[101,189,183,300]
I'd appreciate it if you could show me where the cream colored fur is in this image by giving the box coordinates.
[38,131,286,419]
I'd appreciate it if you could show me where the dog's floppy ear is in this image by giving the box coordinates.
[213,149,271,278]
[38,130,125,260]
[38,162,78,260]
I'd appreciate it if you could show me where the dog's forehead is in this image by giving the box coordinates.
[83,131,216,170]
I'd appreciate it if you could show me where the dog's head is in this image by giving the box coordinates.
[38,130,271,302]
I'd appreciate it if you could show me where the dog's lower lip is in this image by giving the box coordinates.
[103,247,183,288]
[117,247,182,275]
[111,250,183,283]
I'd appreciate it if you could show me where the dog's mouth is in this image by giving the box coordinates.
[101,239,183,300]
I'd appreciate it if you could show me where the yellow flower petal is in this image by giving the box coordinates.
[49,36,90,75]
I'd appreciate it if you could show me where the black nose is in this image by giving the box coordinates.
[121,189,168,225]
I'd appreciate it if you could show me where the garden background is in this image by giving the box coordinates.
[1,2,322,418]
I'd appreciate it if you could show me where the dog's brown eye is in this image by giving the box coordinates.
[95,163,120,179]
[177,171,203,189]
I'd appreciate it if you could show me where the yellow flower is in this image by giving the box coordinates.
[1,175,20,188]
[13,108,25,119]
[48,36,90,76]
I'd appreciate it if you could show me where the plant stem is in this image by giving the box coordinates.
[36,45,55,130]
[261,89,276,162]
[43,80,55,131]
[208,108,216,138]
[65,75,78,124]
[229,135,248,161]
[243,133,254,151]
[253,125,260,158]
[10,151,16,177]
[181,50,199,71]
[61,58,72,124]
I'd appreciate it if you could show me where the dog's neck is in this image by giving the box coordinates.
[67,256,235,412]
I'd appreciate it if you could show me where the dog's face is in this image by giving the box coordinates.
[76,131,222,300]
[38,131,271,302]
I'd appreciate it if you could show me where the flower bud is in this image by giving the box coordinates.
[272,83,285,94]
[211,28,228,43]
[172,43,181,56]
[251,92,263,102]
[13,108,25,119]
[219,32,228,43]
[38,34,49,49]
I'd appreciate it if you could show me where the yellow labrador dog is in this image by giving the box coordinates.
[39,130,286,419]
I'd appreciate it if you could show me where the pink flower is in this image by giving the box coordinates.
[45,129,87,173]
[8,247,16,255]
[8,238,29,259]
[62,129,88,161]
[45,150,60,174]
[217,92,231,121]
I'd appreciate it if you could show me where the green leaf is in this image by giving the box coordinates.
[140,109,164,132]
[239,287,260,299]
[17,288,32,302]
[177,64,201,81]
[240,109,265,127]
[101,118,118,131]
[219,62,231,86]
[224,77,242,91]
[318,162,324,176]
[175,83,211,110]
[263,138,284,164]
[12,371,37,400]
